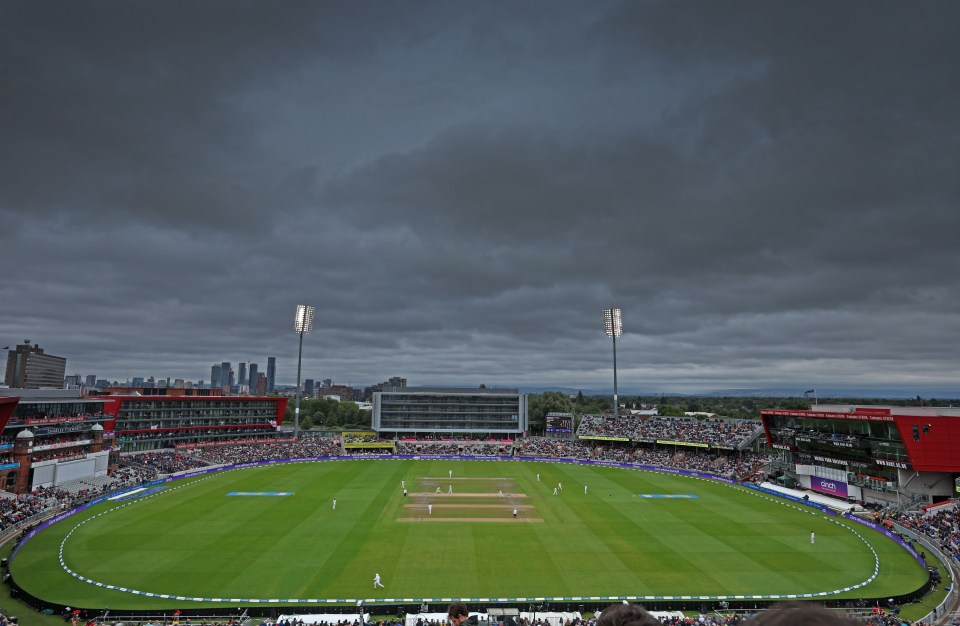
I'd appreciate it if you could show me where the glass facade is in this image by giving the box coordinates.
[373,387,526,434]
[763,411,911,489]
[113,398,283,452]
[8,399,105,422]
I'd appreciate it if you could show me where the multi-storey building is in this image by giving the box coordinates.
[221,362,232,391]
[248,363,259,392]
[373,386,527,436]
[210,364,222,389]
[267,357,276,393]
[102,393,288,452]
[324,384,355,403]
[761,404,960,506]
[366,376,409,399]
[4,341,67,389]
[238,362,247,387]
[0,389,114,493]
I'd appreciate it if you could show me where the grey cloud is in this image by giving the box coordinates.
[1,1,958,392]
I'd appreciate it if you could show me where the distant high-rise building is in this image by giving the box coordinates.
[327,384,355,403]
[238,362,247,387]
[4,341,67,389]
[85,374,97,387]
[267,357,276,393]
[65,374,82,387]
[322,378,332,389]
[221,362,231,390]
[248,363,258,392]
[210,364,222,389]
[254,372,267,395]
[304,379,315,396]
[366,376,409,399]
[132,377,145,386]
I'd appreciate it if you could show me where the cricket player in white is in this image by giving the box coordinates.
[374,573,384,588]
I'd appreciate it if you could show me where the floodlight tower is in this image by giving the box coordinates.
[293,304,315,439]
[603,308,623,421]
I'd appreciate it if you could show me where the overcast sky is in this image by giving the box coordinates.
[2,1,958,394]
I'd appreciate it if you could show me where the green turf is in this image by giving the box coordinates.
[10,459,928,609]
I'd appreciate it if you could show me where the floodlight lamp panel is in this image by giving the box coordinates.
[603,308,623,337]
[294,304,316,334]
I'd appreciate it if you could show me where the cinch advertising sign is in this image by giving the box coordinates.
[811,476,848,498]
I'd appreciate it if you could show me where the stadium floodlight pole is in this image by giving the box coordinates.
[603,308,623,421]
[293,304,315,439]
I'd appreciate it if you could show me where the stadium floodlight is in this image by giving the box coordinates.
[603,308,623,421]
[293,304,316,438]
[295,304,315,334]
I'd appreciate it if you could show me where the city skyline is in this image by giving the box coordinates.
[2,2,958,394]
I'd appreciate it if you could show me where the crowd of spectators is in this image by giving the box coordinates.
[577,415,760,448]
[129,451,210,474]
[189,437,345,465]
[395,441,512,456]
[343,450,393,457]
[882,504,959,561]
[0,490,53,532]
[515,438,594,459]
[397,434,514,443]
[273,620,364,626]
[108,464,159,486]
[343,433,380,444]
[0,468,159,535]
[515,438,767,481]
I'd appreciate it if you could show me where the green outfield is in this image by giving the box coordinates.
[10,459,928,609]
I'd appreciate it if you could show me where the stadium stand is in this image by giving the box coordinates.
[576,415,760,449]
[882,505,959,562]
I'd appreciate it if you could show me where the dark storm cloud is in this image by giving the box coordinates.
[1,1,958,392]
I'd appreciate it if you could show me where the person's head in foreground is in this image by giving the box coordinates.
[597,603,661,626]
[748,602,864,626]
[447,603,471,626]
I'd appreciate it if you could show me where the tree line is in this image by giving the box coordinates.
[283,396,371,430]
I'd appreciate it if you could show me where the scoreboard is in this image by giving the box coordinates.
[546,413,573,433]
